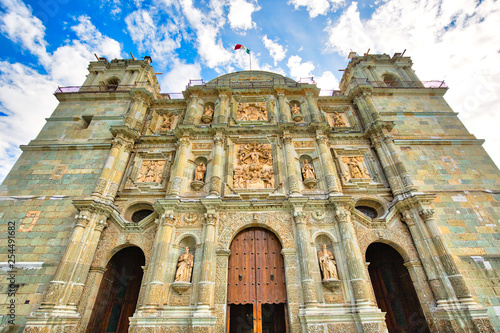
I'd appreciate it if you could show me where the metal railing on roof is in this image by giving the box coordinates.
[187,77,315,89]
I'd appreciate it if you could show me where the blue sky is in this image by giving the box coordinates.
[0,0,499,181]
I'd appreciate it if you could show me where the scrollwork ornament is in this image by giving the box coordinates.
[293,211,307,224]
[209,176,221,194]
[112,137,124,149]
[333,204,349,222]
[214,135,224,145]
[179,137,190,147]
[283,135,293,145]
[95,219,109,232]
[205,212,218,225]
[170,176,184,194]
[419,209,435,221]
[400,211,415,226]
[316,134,329,146]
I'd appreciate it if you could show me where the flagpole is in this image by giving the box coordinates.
[249,52,251,70]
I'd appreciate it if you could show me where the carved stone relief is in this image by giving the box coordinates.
[340,156,370,181]
[217,212,294,250]
[237,102,268,121]
[327,111,349,127]
[233,143,274,189]
[155,113,176,133]
[136,160,165,183]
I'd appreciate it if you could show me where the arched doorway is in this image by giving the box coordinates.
[227,228,288,332]
[366,243,430,333]
[87,246,145,333]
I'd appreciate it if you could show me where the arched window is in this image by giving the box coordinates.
[381,73,399,88]
[106,77,120,91]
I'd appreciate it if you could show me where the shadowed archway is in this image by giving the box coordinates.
[87,246,145,333]
[366,242,430,333]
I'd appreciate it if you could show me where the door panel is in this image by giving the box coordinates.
[228,228,287,332]
[367,242,430,333]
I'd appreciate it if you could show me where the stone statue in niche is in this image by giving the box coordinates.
[136,160,165,183]
[174,247,194,282]
[318,244,338,280]
[236,102,268,121]
[291,102,303,122]
[194,162,206,181]
[341,156,370,181]
[233,143,274,189]
[302,159,316,180]
[158,113,175,132]
[302,159,317,188]
[202,105,214,123]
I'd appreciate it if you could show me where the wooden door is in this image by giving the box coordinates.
[367,243,430,333]
[227,228,287,333]
[87,247,145,333]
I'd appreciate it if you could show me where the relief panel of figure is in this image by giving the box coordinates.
[156,113,175,133]
[340,156,371,181]
[233,143,274,189]
[327,111,349,127]
[236,102,268,121]
[136,160,165,183]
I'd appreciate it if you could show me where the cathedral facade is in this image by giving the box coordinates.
[1,53,499,332]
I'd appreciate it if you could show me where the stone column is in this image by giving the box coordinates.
[305,91,320,122]
[168,137,191,196]
[292,210,318,306]
[195,212,218,313]
[104,139,134,201]
[283,134,300,195]
[277,90,291,122]
[125,94,151,131]
[140,213,175,312]
[210,135,224,196]
[35,207,109,315]
[382,134,416,192]
[399,210,450,302]
[92,138,123,198]
[352,96,372,127]
[370,135,405,195]
[418,208,474,303]
[184,93,199,124]
[333,202,371,306]
[315,132,341,194]
[215,92,228,124]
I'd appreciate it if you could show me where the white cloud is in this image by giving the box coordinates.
[262,35,287,66]
[125,10,181,60]
[0,61,58,181]
[324,0,500,167]
[315,70,340,91]
[287,55,315,80]
[288,0,345,18]
[0,4,124,181]
[160,59,202,93]
[228,0,260,30]
[0,0,49,63]
[178,0,233,70]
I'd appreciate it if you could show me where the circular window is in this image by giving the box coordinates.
[356,206,378,219]
[131,209,154,223]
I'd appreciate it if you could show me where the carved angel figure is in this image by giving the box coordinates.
[174,247,194,282]
[332,112,347,127]
[302,159,316,180]
[292,103,301,115]
[318,244,338,280]
[203,105,214,117]
[160,114,174,132]
[194,162,206,181]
